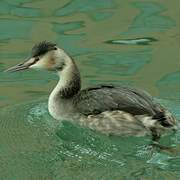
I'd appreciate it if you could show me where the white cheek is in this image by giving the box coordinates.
[30,63,42,69]
[30,61,45,69]
[29,55,49,69]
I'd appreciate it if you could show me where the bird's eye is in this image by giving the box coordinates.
[34,57,39,62]
[54,47,57,50]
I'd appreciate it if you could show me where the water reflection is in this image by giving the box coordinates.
[0,0,180,179]
[106,37,158,45]
[123,2,175,35]
[55,0,114,21]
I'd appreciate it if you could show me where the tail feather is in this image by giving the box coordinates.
[153,111,176,128]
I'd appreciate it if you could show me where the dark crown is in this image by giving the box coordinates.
[31,41,56,57]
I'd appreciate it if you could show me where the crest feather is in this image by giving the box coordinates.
[31,41,56,57]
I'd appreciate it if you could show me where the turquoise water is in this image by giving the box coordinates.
[0,0,180,179]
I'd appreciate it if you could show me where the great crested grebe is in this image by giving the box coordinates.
[5,41,177,141]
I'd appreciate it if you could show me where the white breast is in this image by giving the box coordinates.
[48,79,73,120]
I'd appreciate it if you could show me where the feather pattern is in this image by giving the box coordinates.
[73,85,163,117]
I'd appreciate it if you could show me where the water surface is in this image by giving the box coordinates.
[0,0,180,179]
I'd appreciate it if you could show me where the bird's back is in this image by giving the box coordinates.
[74,85,159,115]
[73,85,176,129]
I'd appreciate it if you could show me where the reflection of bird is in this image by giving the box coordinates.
[6,41,176,141]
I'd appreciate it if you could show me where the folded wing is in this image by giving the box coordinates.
[73,85,163,116]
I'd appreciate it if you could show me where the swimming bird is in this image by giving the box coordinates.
[5,41,177,141]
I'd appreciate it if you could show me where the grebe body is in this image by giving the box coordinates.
[5,41,177,140]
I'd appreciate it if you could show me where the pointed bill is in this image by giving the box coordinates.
[4,58,35,72]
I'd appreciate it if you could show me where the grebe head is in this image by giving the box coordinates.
[5,41,68,72]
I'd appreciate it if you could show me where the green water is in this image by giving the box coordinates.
[0,0,180,179]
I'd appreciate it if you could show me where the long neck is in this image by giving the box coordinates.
[52,55,81,99]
